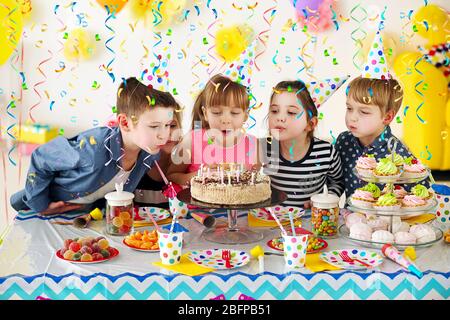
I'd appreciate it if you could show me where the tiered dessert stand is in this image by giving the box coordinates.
[340,166,443,249]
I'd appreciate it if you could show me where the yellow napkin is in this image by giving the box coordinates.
[305,253,342,272]
[248,213,297,228]
[404,213,435,225]
[153,253,215,276]
[134,217,172,228]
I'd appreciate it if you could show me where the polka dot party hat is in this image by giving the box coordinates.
[141,41,173,92]
[222,40,256,87]
[362,31,392,80]
[305,75,350,108]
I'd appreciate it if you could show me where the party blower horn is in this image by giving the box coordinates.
[250,245,265,273]
[191,212,216,228]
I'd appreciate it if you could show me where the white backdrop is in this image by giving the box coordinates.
[0,0,448,228]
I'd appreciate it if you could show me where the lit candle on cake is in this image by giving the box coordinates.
[220,169,224,184]
[251,172,255,185]
[236,168,240,183]
[227,171,231,185]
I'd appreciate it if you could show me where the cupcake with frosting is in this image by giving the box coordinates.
[401,194,428,211]
[373,193,401,212]
[356,154,377,178]
[388,153,405,168]
[411,184,434,204]
[402,157,427,179]
[382,184,408,200]
[373,158,401,182]
[351,183,380,208]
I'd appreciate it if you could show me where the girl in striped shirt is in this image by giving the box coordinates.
[264,80,344,208]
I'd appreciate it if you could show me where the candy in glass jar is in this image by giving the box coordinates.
[105,183,134,236]
[310,185,340,238]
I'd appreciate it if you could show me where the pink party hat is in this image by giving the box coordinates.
[222,40,256,87]
[305,75,350,108]
[362,31,392,80]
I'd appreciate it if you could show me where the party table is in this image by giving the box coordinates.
[0,210,448,300]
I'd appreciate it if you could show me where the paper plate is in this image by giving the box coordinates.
[122,239,159,252]
[56,248,119,264]
[248,206,304,222]
[187,249,250,270]
[135,207,171,222]
[267,236,328,254]
[320,249,383,269]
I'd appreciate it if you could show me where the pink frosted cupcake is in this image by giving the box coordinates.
[383,184,408,200]
[351,190,376,208]
[356,154,377,178]
[402,194,428,211]
[402,157,428,179]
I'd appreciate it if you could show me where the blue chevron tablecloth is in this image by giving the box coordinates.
[0,210,449,300]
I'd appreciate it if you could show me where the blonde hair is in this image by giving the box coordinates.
[191,74,249,129]
[347,76,403,115]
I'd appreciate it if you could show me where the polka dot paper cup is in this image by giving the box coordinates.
[435,192,450,227]
[157,230,183,265]
[169,197,189,218]
[282,234,309,269]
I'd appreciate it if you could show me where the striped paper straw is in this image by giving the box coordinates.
[267,207,287,236]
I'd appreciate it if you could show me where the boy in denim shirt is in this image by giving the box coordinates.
[11,77,177,215]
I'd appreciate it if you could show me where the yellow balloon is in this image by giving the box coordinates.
[0,0,23,65]
[360,32,398,69]
[393,52,448,169]
[130,0,186,30]
[63,28,95,61]
[216,24,254,63]
[412,4,449,46]
[18,0,32,24]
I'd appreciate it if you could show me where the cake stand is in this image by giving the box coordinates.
[177,188,288,244]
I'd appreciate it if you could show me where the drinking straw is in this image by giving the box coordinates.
[148,210,162,233]
[267,207,287,236]
[288,211,296,236]
[154,161,169,185]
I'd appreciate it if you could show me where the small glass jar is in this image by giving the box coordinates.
[105,183,135,236]
[310,186,340,238]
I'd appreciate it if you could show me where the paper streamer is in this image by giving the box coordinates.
[255,0,278,71]
[413,55,426,124]
[206,2,219,76]
[330,4,339,31]
[350,3,367,71]
[6,98,17,166]
[104,5,116,83]
[29,50,53,123]
[400,9,414,44]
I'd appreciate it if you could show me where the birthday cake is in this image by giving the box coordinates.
[190,164,272,205]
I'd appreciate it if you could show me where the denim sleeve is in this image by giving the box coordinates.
[24,137,82,212]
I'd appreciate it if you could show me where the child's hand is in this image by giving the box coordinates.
[40,201,84,215]
[303,201,312,209]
